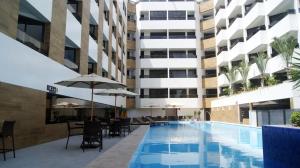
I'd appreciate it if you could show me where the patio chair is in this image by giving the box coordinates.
[65,121,83,149]
[81,121,102,152]
[109,120,121,137]
[120,118,131,136]
[0,121,16,161]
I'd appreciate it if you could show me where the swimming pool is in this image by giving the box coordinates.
[129,122,263,168]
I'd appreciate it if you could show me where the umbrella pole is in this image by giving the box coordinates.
[91,85,94,121]
[114,95,117,119]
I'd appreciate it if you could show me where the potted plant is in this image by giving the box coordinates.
[290,111,300,127]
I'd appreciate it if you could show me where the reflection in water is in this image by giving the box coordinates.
[129,122,263,168]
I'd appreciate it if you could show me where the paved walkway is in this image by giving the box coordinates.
[86,126,148,168]
[0,136,122,168]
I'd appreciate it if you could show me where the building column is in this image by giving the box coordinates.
[79,0,91,75]
[0,0,20,38]
[48,0,67,64]
[97,0,105,75]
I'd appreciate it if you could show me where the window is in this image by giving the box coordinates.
[149,69,168,78]
[149,89,168,98]
[170,89,187,98]
[168,11,186,20]
[169,32,185,39]
[169,51,186,58]
[187,50,197,58]
[189,89,198,98]
[170,70,187,78]
[17,15,46,54]
[188,69,197,78]
[150,11,167,20]
[150,50,167,58]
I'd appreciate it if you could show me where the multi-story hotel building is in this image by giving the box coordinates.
[129,0,204,117]
[0,0,128,148]
[210,0,300,126]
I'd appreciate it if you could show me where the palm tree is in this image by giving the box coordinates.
[291,52,300,89]
[271,34,297,78]
[223,66,238,95]
[254,52,269,87]
[237,60,250,91]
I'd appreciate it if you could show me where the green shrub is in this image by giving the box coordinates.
[265,76,278,86]
[291,112,300,127]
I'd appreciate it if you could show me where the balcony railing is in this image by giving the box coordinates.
[246,25,266,40]
[244,0,263,16]
[140,35,167,39]
[230,37,244,49]
[217,46,228,55]
[228,14,242,27]
[269,9,296,28]
[216,27,226,34]
[215,6,225,15]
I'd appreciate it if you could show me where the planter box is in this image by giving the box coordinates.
[262,125,300,168]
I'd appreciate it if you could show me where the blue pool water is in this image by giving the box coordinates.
[129,122,263,168]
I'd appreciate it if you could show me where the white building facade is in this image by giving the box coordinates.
[130,0,203,117]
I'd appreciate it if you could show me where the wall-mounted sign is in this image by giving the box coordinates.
[47,85,58,94]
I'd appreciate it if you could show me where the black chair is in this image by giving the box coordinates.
[120,118,131,136]
[65,121,83,149]
[81,121,102,152]
[0,121,16,161]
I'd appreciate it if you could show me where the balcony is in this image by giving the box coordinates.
[103,19,109,39]
[229,42,244,61]
[139,98,200,108]
[140,58,197,69]
[127,59,136,69]
[128,21,136,31]
[211,82,293,108]
[227,17,243,39]
[202,37,215,50]
[140,39,196,49]
[127,40,135,50]
[244,2,265,29]
[268,14,297,43]
[216,29,227,46]
[226,0,243,18]
[199,0,213,13]
[127,79,135,88]
[218,73,229,87]
[203,77,217,88]
[217,50,228,66]
[140,78,198,88]
[201,19,214,31]
[245,30,267,54]
[215,8,226,26]
[265,0,291,15]
[16,29,46,55]
[202,57,216,69]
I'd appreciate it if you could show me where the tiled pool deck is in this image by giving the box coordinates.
[0,126,148,168]
[86,126,148,168]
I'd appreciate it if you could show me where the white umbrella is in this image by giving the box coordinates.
[95,89,138,118]
[55,73,125,120]
[53,102,79,108]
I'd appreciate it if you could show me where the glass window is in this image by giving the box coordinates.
[170,89,187,98]
[187,50,197,58]
[188,69,197,78]
[189,89,198,98]
[169,70,187,78]
[169,51,186,58]
[149,69,168,78]
[150,50,167,58]
[150,11,167,20]
[149,89,168,98]
[169,32,185,39]
[168,11,186,20]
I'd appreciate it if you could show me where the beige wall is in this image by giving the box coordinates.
[0,82,67,149]
[127,40,136,50]
[202,57,216,69]
[203,77,217,88]
[0,0,19,38]
[199,0,213,13]
[202,37,215,49]
[127,59,136,69]
[48,0,67,64]
[79,0,91,75]
[201,19,214,31]
[126,79,135,89]
[127,21,136,32]
[211,105,240,123]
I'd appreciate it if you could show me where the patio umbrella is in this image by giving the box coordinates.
[95,89,138,118]
[53,102,79,108]
[55,73,125,120]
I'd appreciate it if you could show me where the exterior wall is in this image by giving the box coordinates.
[79,0,90,74]
[0,82,66,148]
[0,0,19,38]
[48,0,67,64]
[211,105,240,123]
